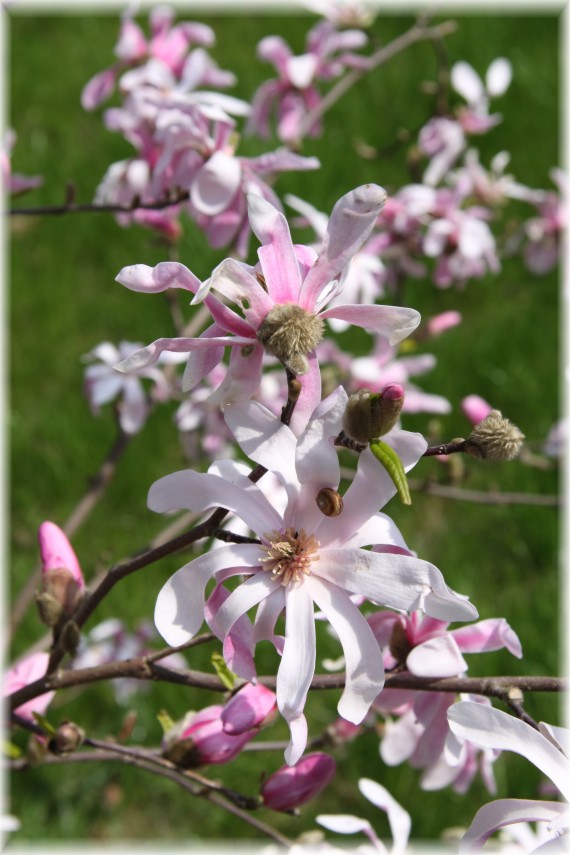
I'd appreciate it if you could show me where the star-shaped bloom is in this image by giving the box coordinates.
[114,185,420,434]
[151,387,477,764]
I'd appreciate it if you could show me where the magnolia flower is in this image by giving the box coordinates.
[248,21,368,144]
[4,652,54,720]
[2,129,43,196]
[83,341,179,434]
[317,777,411,854]
[451,58,513,134]
[151,388,477,764]
[114,185,420,433]
[462,395,493,426]
[36,521,85,629]
[448,702,570,852]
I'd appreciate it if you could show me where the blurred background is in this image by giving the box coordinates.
[8,3,561,847]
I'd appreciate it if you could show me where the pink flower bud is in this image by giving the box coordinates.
[37,523,85,626]
[380,383,405,401]
[461,395,493,426]
[162,705,255,768]
[221,683,277,735]
[426,311,462,337]
[261,753,336,812]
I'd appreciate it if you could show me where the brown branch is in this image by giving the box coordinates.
[8,190,190,218]
[423,439,468,457]
[408,479,561,507]
[297,19,457,139]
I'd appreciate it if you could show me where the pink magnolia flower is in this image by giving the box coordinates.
[262,752,336,811]
[4,652,54,720]
[150,388,477,764]
[426,310,462,337]
[371,612,522,793]
[248,20,368,144]
[2,130,43,196]
[521,168,566,275]
[36,521,85,628]
[81,7,217,110]
[448,702,570,852]
[221,683,277,735]
[317,777,411,854]
[114,185,421,432]
[83,341,179,434]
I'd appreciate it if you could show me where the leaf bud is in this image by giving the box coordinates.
[342,384,405,444]
[49,720,85,755]
[465,410,525,461]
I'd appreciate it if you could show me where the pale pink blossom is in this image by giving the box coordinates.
[452,58,512,134]
[162,703,259,767]
[221,683,277,735]
[448,702,570,852]
[2,130,43,196]
[248,21,368,144]
[426,310,462,337]
[4,653,54,720]
[151,389,477,763]
[37,522,85,623]
[114,186,420,431]
[38,521,83,588]
[83,341,179,434]
[262,753,336,811]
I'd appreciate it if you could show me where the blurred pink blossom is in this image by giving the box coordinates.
[261,753,336,811]
[4,653,55,720]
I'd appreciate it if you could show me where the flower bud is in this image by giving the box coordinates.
[257,304,324,375]
[315,487,343,517]
[162,705,255,768]
[36,522,85,628]
[342,384,405,444]
[49,720,85,755]
[221,683,277,735]
[465,410,525,461]
[261,753,336,812]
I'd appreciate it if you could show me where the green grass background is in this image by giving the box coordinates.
[8,4,561,848]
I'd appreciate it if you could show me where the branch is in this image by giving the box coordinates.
[423,439,468,457]
[8,189,190,218]
[408,479,560,507]
[297,18,457,139]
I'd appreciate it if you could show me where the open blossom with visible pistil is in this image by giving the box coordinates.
[151,387,477,764]
[114,185,420,433]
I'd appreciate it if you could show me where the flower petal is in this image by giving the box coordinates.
[316,814,372,835]
[191,151,242,216]
[214,573,277,639]
[407,635,468,678]
[451,61,484,105]
[207,343,264,405]
[450,618,522,658]
[288,350,323,437]
[460,799,568,852]
[154,544,261,646]
[114,335,254,373]
[205,258,274,326]
[298,184,388,311]
[448,702,570,802]
[247,194,302,303]
[358,778,412,854]
[277,583,316,721]
[308,576,385,723]
[285,713,308,767]
[253,586,286,653]
[148,469,283,535]
[319,303,420,346]
[485,58,512,97]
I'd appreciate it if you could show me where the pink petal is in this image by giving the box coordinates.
[81,68,117,110]
[247,194,303,303]
[214,573,277,639]
[4,652,55,719]
[181,323,226,391]
[204,258,274,327]
[288,351,322,437]
[298,184,388,311]
[252,587,286,653]
[308,576,385,723]
[286,53,318,88]
[450,618,523,658]
[114,334,254,373]
[205,582,256,682]
[207,343,264,405]
[320,303,420,347]
[119,377,148,434]
[38,522,83,584]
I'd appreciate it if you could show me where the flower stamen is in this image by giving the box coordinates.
[260,528,320,587]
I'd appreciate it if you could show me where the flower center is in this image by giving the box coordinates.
[256,303,324,375]
[259,528,320,587]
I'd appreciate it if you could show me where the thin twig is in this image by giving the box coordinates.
[9,190,190,218]
[297,19,457,139]
[409,479,561,507]
[423,439,468,457]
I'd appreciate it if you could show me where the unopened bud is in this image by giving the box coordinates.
[37,522,85,629]
[221,683,277,735]
[465,410,525,461]
[49,720,85,755]
[342,384,405,444]
[261,753,336,812]
[257,304,324,375]
[162,705,256,769]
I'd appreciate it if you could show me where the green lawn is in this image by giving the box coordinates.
[8,6,561,848]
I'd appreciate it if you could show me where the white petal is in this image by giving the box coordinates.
[406,635,468,678]
[461,799,569,852]
[286,53,318,88]
[316,814,372,835]
[213,573,276,639]
[284,713,308,767]
[448,702,570,801]
[154,544,261,646]
[277,584,316,720]
[148,469,282,535]
[358,778,412,854]
[451,61,484,105]
[191,151,242,216]
[486,58,512,97]
[307,576,384,723]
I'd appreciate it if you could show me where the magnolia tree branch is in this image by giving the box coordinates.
[8,653,566,717]
[297,18,458,140]
[8,189,190,218]
[9,718,292,846]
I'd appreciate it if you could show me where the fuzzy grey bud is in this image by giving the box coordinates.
[465,410,525,461]
[342,384,405,444]
[256,304,324,375]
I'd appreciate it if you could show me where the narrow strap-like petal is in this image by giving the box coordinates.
[277,584,316,721]
[247,194,302,303]
[319,303,420,346]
